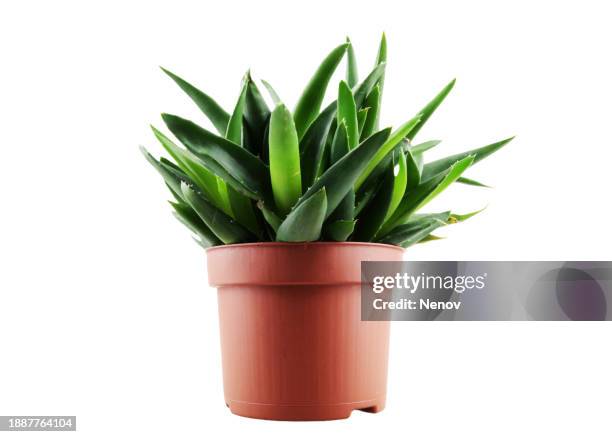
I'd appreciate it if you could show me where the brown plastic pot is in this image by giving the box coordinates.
[206,242,404,421]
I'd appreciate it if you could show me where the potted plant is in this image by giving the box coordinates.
[142,35,512,421]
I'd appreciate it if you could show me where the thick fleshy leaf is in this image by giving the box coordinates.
[294,43,348,139]
[243,73,270,156]
[161,68,229,134]
[141,146,195,201]
[224,84,262,236]
[407,79,455,141]
[418,234,445,244]
[307,62,385,175]
[276,188,327,242]
[405,146,422,189]
[331,121,349,163]
[411,139,441,154]
[345,37,358,88]
[269,104,302,215]
[181,183,253,244]
[162,114,272,202]
[385,150,408,221]
[337,81,359,149]
[170,201,221,247]
[227,192,260,236]
[361,86,380,141]
[257,201,282,232]
[353,140,403,214]
[295,128,391,218]
[299,63,384,183]
[353,63,385,109]
[353,159,395,241]
[225,79,248,143]
[299,102,336,189]
[261,79,282,105]
[151,126,227,211]
[374,33,387,91]
[372,32,387,128]
[421,137,514,181]
[449,207,486,223]
[380,155,474,235]
[260,120,271,164]
[356,115,420,189]
[326,122,355,228]
[456,176,490,188]
[355,176,382,216]
[325,220,356,242]
[378,213,450,248]
[357,108,369,137]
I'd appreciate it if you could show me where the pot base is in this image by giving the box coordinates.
[227,397,386,421]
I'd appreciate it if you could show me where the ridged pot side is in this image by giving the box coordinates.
[206,242,404,421]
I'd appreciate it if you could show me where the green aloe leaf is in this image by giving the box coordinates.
[243,73,270,156]
[408,79,455,141]
[385,150,408,221]
[345,37,358,88]
[361,85,380,140]
[374,33,387,91]
[355,176,382,216]
[161,68,229,134]
[380,155,474,235]
[418,234,445,244]
[449,207,486,223]
[326,122,355,239]
[299,103,336,189]
[405,146,422,189]
[378,213,450,248]
[257,201,282,232]
[269,103,302,215]
[215,175,232,214]
[294,43,348,139]
[372,32,387,127]
[411,139,441,154]
[151,126,228,212]
[299,62,385,184]
[170,201,222,247]
[353,139,403,215]
[276,188,327,242]
[357,108,369,137]
[353,63,386,109]
[337,81,359,149]
[224,81,262,236]
[305,60,382,178]
[421,136,514,181]
[261,79,282,105]
[305,61,384,169]
[295,128,391,219]
[181,183,253,244]
[325,220,356,241]
[356,115,420,189]
[353,159,395,241]
[456,176,490,188]
[162,114,272,203]
[225,79,248,143]
[141,146,195,201]
[331,121,349,163]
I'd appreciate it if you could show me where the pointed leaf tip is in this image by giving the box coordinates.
[293,42,350,139]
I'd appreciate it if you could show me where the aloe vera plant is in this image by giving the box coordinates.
[143,35,513,248]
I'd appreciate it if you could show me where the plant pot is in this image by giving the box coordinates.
[206,242,404,421]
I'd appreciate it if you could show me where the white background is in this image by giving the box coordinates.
[1,0,611,435]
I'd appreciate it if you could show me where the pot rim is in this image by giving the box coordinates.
[206,241,405,253]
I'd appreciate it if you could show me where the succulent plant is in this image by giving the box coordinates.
[142,35,513,248]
